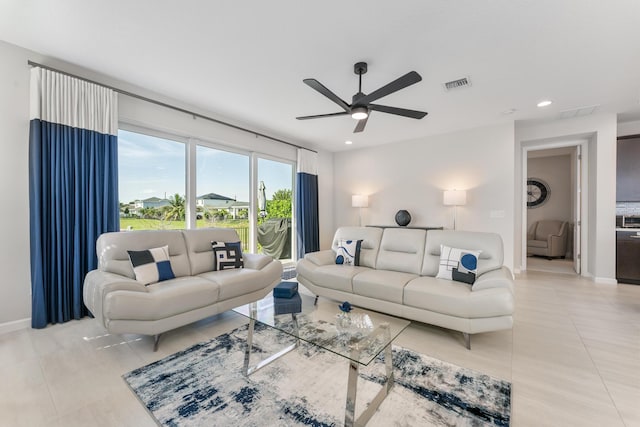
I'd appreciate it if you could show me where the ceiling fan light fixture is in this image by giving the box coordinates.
[351,107,368,120]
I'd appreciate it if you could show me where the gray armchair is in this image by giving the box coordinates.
[527,220,568,259]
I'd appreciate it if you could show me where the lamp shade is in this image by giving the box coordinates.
[351,194,369,208]
[443,190,467,206]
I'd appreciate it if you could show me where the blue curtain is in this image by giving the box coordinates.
[296,150,319,259]
[29,68,119,328]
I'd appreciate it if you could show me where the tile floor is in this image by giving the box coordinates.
[1,270,639,426]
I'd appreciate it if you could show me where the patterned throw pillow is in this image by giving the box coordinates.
[335,239,363,266]
[211,241,244,271]
[436,244,481,284]
[127,245,175,286]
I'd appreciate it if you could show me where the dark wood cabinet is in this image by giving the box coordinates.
[616,230,640,284]
[617,135,640,202]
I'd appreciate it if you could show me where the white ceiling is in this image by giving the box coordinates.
[1,0,640,152]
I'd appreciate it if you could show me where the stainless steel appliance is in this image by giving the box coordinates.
[616,215,640,285]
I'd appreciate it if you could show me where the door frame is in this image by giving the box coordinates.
[521,139,589,274]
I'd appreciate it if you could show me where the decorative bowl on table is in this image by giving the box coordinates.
[335,312,374,336]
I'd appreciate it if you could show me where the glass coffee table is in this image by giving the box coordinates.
[233,290,410,427]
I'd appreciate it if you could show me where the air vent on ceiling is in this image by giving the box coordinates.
[443,77,471,91]
[558,105,600,119]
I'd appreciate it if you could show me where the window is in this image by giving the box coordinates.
[118,129,185,230]
[117,127,296,258]
[196,145,250,250]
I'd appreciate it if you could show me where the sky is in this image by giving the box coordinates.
[118,129,293,204]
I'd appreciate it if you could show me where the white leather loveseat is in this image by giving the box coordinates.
[297,227,514,349]
[83,228,282,350]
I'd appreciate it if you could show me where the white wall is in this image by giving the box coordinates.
[527,154,572,228]
[333,123,516,271]
[515,114,618,282]
[0,41,32,326]
[0,40,334,327]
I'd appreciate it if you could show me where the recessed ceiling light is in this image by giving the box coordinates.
[345,140,353,145]
[501,108,517,115]
[537,100,552,107]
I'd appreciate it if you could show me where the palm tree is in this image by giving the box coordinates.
[164,193,186,221]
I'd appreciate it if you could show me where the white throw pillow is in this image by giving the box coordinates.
[127,245,175,285]
[436,244,480,284]
[335,239,363,266]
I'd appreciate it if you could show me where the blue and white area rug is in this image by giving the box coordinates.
[124,324,511,426]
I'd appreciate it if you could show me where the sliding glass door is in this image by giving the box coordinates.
[255,156,295,263]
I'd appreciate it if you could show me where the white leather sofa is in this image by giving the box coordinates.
[83,228,282,350]
[297,227,514,349]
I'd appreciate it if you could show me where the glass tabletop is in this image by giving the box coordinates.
[233,290,411,366]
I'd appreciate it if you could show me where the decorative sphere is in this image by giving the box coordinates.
[395,210,411,226]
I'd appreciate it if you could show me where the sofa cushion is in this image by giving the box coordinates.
[297,264,368,293]
[527,239,548,248]
[182,228,242,275]
[104,276,220,321]
[404,277,513,318]
[353,270,418,304]
[335,239,362,266]
[96,230,191,279]
[127,246,176,285]
[535,220,563,240]
[331,227,383,269]
[422,230,503,277]
[436,245,480,284]
[375,228,426,275]
[211,241,244,270]
[198,268,275,301]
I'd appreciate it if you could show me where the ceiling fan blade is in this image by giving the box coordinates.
[356,71,422,105]
[354,115,369,133]
[303,78,351,112]
[296,111,349,120]
[369,104,428,119]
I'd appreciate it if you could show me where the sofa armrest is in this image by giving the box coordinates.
[84,270,147,295]
[548,234,567,257]
[304,250,336,266]
[243,253,277,270]
[83,269,147,327]
[472,267,514,293]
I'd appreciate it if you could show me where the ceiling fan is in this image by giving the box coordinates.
[296,62,428,133]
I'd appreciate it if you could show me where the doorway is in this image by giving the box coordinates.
[522,140,587,275]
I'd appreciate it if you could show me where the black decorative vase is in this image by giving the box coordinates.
[395,210,411,226]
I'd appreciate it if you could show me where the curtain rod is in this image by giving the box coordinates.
[27,60,317,154]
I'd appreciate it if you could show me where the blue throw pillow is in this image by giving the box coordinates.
[211,241,244,271]
[335,239,363,266]
[127,245,176,285]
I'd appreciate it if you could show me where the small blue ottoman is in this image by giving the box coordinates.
[274,293,302,315]
[273,281,298,298]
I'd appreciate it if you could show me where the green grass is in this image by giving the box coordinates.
[119,217,250,231]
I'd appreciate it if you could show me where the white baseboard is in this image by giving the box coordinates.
[593,276,618,285]
[0,318,30,335]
